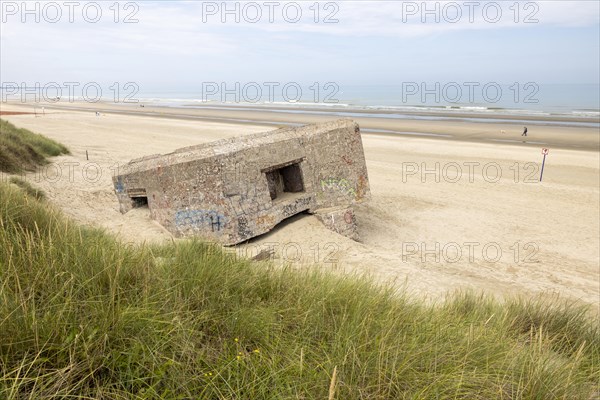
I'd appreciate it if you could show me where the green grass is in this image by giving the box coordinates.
[0,183,598,399]
[0,119,69,173]
[8,176,46,201]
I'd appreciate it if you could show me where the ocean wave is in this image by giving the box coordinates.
[138,97,213,104]
[267,101,351,107]
[572,110,600,117]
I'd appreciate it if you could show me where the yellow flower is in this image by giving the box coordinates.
[253,349,260,354]
[234,338,239,342]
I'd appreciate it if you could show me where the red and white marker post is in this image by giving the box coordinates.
[540,148,550,182]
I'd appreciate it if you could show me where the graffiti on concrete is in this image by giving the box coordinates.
[320,178,356,197]
[282,197,311,217]
[356,175,368,200]
[175,210,226,232]
[256,215,276,226]
[114,177,124,193]
[344,209,354,224]
[238,216,253,239]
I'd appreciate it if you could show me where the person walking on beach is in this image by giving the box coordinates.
[522,127,528,137]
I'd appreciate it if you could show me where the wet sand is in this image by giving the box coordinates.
[6,100,600,151]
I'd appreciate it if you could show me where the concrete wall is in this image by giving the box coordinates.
[113,119,370,245]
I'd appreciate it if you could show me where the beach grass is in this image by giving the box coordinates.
[0,118,69,173]
[8,176,46,201]
[1,181,598,399]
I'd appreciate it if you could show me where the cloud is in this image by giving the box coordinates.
[2,1,598,50]
[220,1,600,37]
[1,2,237,56]
[1,1,597,83]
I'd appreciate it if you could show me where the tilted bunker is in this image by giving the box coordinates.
[113,119,370,245]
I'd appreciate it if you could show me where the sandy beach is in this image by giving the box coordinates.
[1,101,599,307]
[9,100,599,151]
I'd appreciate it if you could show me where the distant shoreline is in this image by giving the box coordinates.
[4,100,600,151]
[7,98,599,124]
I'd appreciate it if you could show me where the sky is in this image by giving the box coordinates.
[1,0,599,94]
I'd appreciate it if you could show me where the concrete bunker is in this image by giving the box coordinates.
[113,119,370,245]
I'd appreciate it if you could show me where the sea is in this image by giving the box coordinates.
[131,83,600,127]
[3,83,599,127]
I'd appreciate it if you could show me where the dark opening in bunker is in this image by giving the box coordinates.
[132,196,148,208]
[128,188,148,208]
[264,161,305,201]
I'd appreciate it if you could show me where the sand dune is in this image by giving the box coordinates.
[2,103,598,307]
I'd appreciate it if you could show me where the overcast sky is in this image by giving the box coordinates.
[1,0,599,91]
